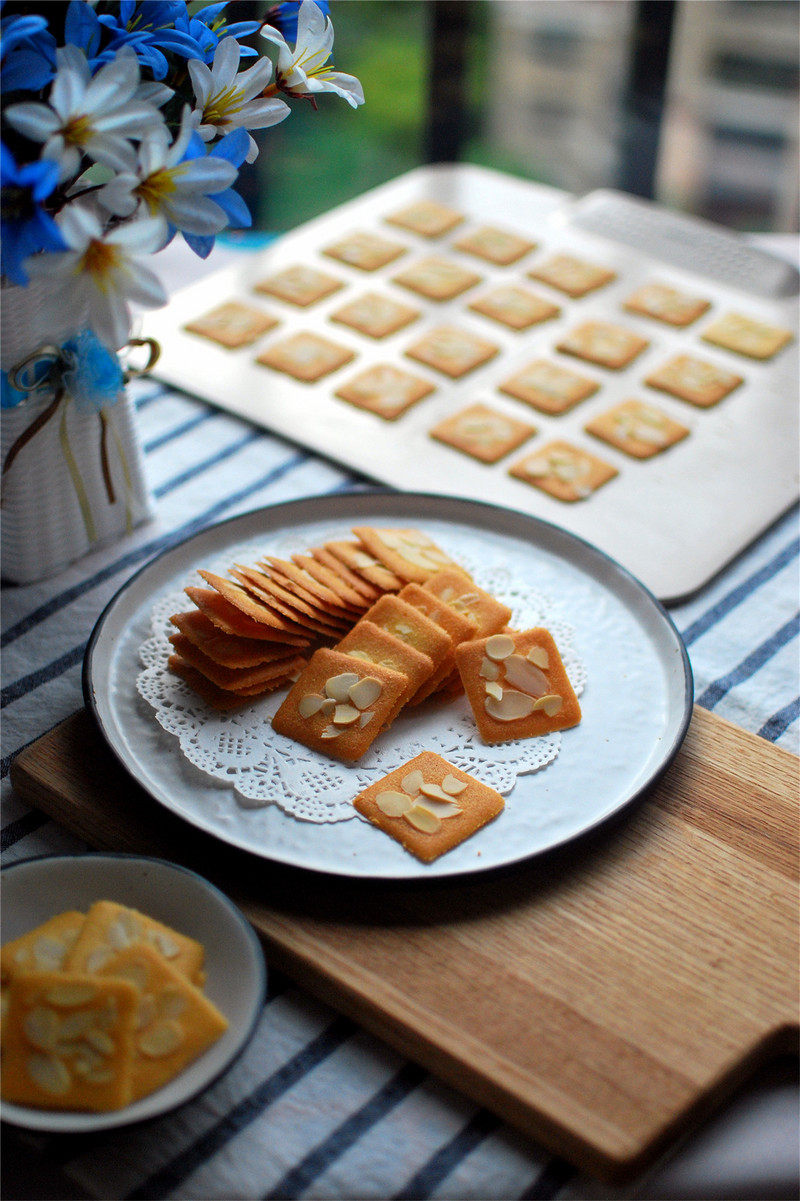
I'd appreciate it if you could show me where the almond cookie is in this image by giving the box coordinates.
[392,256,482,302]
[352,526,458,585]
[362,595,453,679]
[335,363,435,420]
[254,264,343,307]
[556,321,649,370]
[423,567,512,636]
[644,354,743,407]
[385,200,464,237]
[468,285,560,331]
[256,331,355,383]
[184,301,278,348]
[700,311,793,360]
[323,231,407,271]
[329,292,420,339]
[430,403,535,464]
[498,358,599,415]
[455,628,581,744]
[509,440,618,502]
[336,619,434,701]
[271,648,409,761]
[405,325,499,378]
[623,282,710,327]
[352,751,504,863]
[585,399,689,459]
[528,252,616,297]
[453,225,536,266]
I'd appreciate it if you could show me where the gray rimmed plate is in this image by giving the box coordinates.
[83,491,693,880]
[1,853,266,1133]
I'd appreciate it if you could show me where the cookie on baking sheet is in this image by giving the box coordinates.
[392,256,482,302]
[498,358,599,415]
[271,648,409,761]
[453,225,536,266]
[323,231,407,271]
[509,440,618,502]
[644,354,743,407]
[385,200,464,238]
[423,567,512,638]
[585,399,690,460]
[254,264,343,307]
[527,252,616,298]
[351,527,457,585]
[352,751,504,863]
[429,402,535,464]
[329,292,420,339]
[335,363,435,420]
[323,540,403,593]
[405,325,499,379]
[256,331,355,382]
[468,285,560,331]
[700,311,794,360]
[623,282,710,327]
[556,321,649,370]
[336,619,434,701]
[455,628,581,745]
[184,300,278,348]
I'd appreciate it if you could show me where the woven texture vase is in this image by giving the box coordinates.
[1,281,154,584]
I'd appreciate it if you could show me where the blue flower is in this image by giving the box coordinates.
[180,128,252,258]
[62,330,124,411]
[176,2,260,62]
[0,11,57,92]
[96,1,205,79]
[0,144,65,285]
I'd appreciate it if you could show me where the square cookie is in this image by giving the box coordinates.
[556,321,649,370]
[701,312,794,360]
[468,285,560,331]
[256,332,355,382]
[184,301,278,348]
[528,253,616,298]
[323,231,407,271]
[585,399,690,459]
[254,265,343,307]
[623,282,710,327]
[352,526,458,584]
[271,648,409,761]
[392,256,482,302]
[645,354,743,407]
[385,200,464,238]
[509,440,618,502]
[498,358,599,415]
[362,594,453,675]
[405,325,499,378]
[352,751,504,863]
[453,225,536,266]
[335,363,434,420]
[329,292,420,339]
[336,619,434,700]
[430,402,535,464]
[455,628,581,745]
[424,567,512,637]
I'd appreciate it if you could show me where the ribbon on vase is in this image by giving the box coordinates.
[1,331,160,540]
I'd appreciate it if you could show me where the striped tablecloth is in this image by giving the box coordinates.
[2,241,797,1201]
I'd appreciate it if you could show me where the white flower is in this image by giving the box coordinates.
[25,204,168,350]
[96,106,237,243]
[260,0,364,109]
[4,45,165,183]
[188,36,290,164]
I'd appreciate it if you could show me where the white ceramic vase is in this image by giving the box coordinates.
[1,280,154,584]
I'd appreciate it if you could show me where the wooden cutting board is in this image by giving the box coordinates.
[9,705,799,1185]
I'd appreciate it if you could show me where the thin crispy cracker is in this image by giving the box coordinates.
[169,634,304,691]
[169,611,304,668]
[168,655,281,710]
[231,566,348,638]
[185,587,310,644]
[323,540,402,592]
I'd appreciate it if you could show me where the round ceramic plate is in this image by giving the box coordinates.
[0,854,266,1133]
[84,492,693,880]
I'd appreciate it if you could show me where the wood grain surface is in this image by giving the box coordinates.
[8,705,799,1184]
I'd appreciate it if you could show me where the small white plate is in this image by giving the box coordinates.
[0,853,267,1134]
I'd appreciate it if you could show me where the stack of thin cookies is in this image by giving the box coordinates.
[167,526,492,713]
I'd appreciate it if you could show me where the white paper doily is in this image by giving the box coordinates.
[136,530,586,823]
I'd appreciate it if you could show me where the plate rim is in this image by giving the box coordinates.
[82,488,694,881]
[0,850,267,1134]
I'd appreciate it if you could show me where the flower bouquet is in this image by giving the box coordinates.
[1,0,363,582]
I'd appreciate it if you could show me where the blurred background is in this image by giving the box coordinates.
[235,0,799,236]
